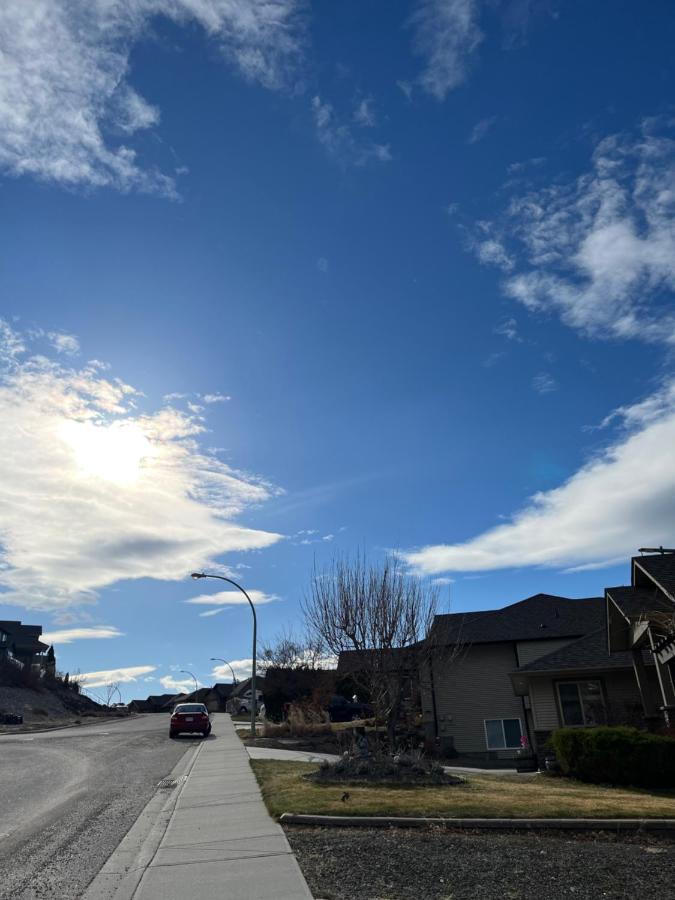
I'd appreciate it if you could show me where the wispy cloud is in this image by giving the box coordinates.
[41,626,124,645]
[79,665,156,688]
[354,96,376,128]
[531,372,558,394]
[185,590,279,607]
[409,0,483,100]
[404,377,675,574]
[494,317,520,341]
[468,116,497,144]
[0,0,306,194]
[0,320,281,610]
[312,96,391,166]
[472,120,675,344]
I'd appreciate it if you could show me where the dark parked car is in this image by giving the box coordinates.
[169,702,211,738]
[0,713,23,725]
[326,695,374,723]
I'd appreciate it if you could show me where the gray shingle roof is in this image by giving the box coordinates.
[633,553,675,602]
[515,627,651,673]
[606,585,675,620]
[432,594,604,645]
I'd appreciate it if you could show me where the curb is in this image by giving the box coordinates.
[0,713,139,737]
[279,814,675,832]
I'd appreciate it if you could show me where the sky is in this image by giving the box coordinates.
[1,0,674,700]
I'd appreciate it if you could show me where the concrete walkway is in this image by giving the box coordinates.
[86,714,313,900]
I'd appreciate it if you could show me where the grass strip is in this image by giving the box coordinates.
[251,759,675,820]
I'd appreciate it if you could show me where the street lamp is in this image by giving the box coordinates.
[210,657,238,685]
[180,669,199,694]
[192,572,258,740]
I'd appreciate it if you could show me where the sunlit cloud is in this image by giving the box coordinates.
[404,377,675,574]
[41,626,124,645]
[0,0,306,195]
[472,120,675,344]
[78,665,156,688]
[185,590,280,607]
[159,674,202,692]
[0,320,282,610]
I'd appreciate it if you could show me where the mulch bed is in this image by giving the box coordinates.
[305,756,460,786]
[285,826,675,900]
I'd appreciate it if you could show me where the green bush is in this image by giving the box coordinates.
[551,726,675,788]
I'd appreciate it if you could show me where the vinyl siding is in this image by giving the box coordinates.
[529,668,651,730]
[515,639,575,667]
[426,643,525,755]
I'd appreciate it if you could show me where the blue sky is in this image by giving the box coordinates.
[1,0,674,699]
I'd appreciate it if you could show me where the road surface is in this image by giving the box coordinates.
[0,714,194,899]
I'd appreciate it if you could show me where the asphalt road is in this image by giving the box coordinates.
[0,715,195,899]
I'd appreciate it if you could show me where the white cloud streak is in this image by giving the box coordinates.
[473,122,675,344]
[409,0,483,100]
[0,320,282,610]
[185,589,279,607]
[404,378,675,574]
[159,674,202,692]
[78,664,156,688]
[0,0,306,194]
[41,626,124,644]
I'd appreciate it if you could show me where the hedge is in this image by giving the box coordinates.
[550,726,675,788]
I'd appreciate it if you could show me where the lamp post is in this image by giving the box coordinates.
[180,669,199,695]
[210,657,238,685]
[192,573,258,740]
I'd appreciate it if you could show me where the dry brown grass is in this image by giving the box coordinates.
[251,760,675,820]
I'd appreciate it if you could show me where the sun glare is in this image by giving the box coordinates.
[59,420,155,484]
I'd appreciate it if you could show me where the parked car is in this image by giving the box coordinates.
[326,695,374,723]
[237,690,263,715]
[0,713,23,725]
[169,702,211,738]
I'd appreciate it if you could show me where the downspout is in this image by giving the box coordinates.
[513,643,534,752]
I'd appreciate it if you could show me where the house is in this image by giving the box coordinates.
[0,620,53,675]
[225,676,266,713]
[606,549,675,725]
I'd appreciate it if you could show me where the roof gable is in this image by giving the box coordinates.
[432,594,604,645]
[633,553,675,603]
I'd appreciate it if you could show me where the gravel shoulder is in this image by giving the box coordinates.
[285,826,675,900]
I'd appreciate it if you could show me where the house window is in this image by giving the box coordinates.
[484,718,522,750]
[556,680,606,727]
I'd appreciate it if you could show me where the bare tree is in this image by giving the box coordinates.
[103,681,120,707]
[302,552,450,747]
[259,626,326,673]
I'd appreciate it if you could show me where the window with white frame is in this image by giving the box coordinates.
[556,680,606,727]
[484,718,522,750]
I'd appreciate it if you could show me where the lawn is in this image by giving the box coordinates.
[251,760,675,820]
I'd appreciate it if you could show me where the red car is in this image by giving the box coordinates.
[169,702,212,738]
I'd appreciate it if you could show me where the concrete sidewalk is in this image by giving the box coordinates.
[86,714,313,900]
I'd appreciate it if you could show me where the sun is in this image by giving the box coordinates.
[59,420,155,484]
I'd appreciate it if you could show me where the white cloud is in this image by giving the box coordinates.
[41,626,124,644]
[354,96,376,128]
[0,320,282,610]
[312,96,391,167]
[531,372,558,394]
[316,257,328,273]
[0,0,305,194]
[404,377,675,574]
[198,607,229,617]
[202,393,230,404]
[185,589,279,607]
[474,122,675,343]
[468,116,497,144]
[409,0,483,100]
[211,657,254,681]
[159,674,202,692]
[78,664,156,688]
[47,332,80,356]
[494,317,520,341]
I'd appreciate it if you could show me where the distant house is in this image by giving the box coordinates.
[0,620,53,675]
